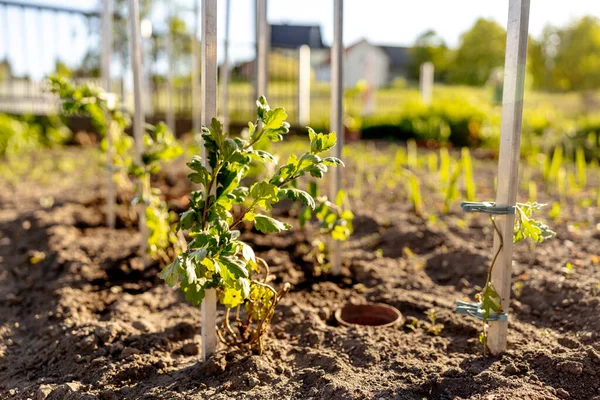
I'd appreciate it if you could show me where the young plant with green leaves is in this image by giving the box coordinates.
[49,75,134,197]
[160,97,345,354]
[50,75,184,262]
[298,182,354,271]
[130,122,183,261]
[476,202,555,353]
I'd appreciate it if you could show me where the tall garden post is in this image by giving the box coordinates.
[487,0,530,355]
[128,0,149,257]
[329,0,344,274]
[192,0,201,138]
[140,19,153,117]
[419,62,434,106]
[200,0,218,361]
[102,0,116,229]
[298,44,311,125]
[165,2,176,134]
[220,0,231,133]
[255,0,268,99]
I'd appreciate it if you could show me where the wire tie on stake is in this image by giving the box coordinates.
[461,201,515,215]
[455,301,508,322]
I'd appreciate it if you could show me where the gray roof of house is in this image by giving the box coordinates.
[378,46,412,68]
[270,24,327,49]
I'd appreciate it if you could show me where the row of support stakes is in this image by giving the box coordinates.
[329,0,344,275]
[487,0,530,355]
[101,0,115,229]
[200,0,218,361]
[128,0,148,258]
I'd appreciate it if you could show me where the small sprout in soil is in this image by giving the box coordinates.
[425,308,444,336]
[405,317,418,332]
[512,280,524,298]
[591,282,600,297]
[160,97,345,354]
[461,148,476,202]
[549,202,561,221]
[562,262,575,277]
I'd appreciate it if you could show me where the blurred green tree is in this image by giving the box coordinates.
[549,17,600,91]
[409,30,452,83]
[448,18,506,86]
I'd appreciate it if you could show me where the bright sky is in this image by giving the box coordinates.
[2,0,600,80]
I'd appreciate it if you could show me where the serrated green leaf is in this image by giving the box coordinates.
[254,214,291,233]
[308,128,337,154]
[178,209,196,230]
[263,108,287,131]
[480,282,502,319]
[159,255,184,287]
[250,181,280,210]
[218,255,249,278]
[284,188,316,209]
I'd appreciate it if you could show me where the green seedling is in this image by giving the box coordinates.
[407,139,418,169]
[477,202,555,354]
[51,76,184,262]
[576,147,587,188]
[130,123,183,261]
[443,161,462,214]
[405,317,418,332]
[439,147,451,189]
[299,184,354,272]
[427,152,438,173]
[160,97,344,354]
[548,202,561,221]
[49,75,134,201]
[562,262,575,277]
[528,181,537,203]
[425,308,444,336]
[461,147,476,202]
[545,146,563,187]
[394,147,407,168]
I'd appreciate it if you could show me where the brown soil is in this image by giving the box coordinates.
[1,147,600,400]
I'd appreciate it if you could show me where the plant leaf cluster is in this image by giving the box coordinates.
[160,97,345,353]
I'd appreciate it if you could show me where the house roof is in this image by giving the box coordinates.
[316,39,412,68]
[270,24,327,49]
[378,45,412,68]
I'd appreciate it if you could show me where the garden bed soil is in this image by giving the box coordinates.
[1,148,600,400]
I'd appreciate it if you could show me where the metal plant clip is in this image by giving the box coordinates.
[460,201,515,215]
[455,301,508,322]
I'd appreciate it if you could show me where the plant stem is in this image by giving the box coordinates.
[486,215,504,284]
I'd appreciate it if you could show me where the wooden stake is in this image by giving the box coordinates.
[255,0,268,100]
[128,0,148,257]
[220,0,232,133]
[298,45,311,125]
[419,61,434,106]
[487,0,530,355]
[165,6,176,134]
[101,0,116,229]
[329,0,344,275]
[200,0,218,361]
[192,0,201,138]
